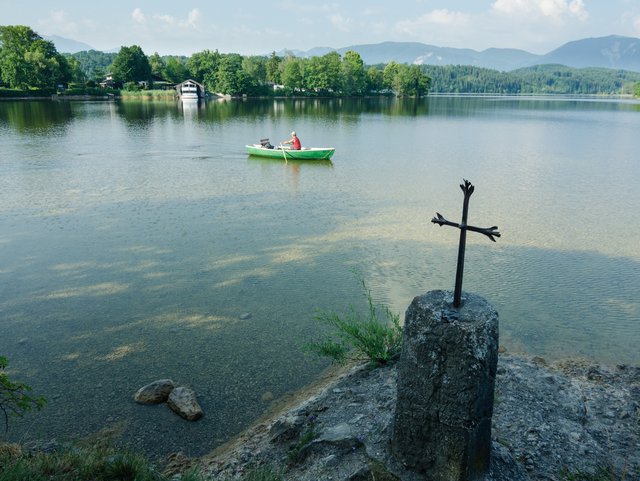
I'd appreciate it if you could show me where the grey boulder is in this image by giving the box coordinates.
[167,386,203,421]
[134,379,176,404]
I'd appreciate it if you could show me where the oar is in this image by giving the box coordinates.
[279,144,288,164]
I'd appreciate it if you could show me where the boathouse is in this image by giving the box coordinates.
[176,79,206,99]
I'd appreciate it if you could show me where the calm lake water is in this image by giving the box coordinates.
[1,96,639,457]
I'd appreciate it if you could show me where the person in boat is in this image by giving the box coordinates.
[282,131,301,150]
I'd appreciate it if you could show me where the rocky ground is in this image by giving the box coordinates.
[193,351,640,481]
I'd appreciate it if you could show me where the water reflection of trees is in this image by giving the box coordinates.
[0,101,73,133]
[116,99,183,125]
[194,97,432,122]
[111,96,640,125]
[5,97,637,134]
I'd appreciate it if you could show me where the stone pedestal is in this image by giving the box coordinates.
[391,290,499,481]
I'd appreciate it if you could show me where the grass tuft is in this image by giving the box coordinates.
[286,416,317,465]
[306,273,403,366]
[0,442,205,481]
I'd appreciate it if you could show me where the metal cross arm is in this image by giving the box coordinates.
[432,213,500,242]
[431,179,501,308]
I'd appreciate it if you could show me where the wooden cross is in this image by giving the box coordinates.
[432,180,500,308]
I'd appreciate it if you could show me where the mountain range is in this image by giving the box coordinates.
[48,34,640,73]
[44,35,95,54]
[279,35,640,72]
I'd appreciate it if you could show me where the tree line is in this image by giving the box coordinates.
[2,25,640,97]
[81,46,431,97]
[0,25,430,97]
[422,64,640,95]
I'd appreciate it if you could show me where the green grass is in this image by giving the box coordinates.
[306,274,403,366]
[0,88,55,98]
[119,89,177,99]
[286,416,317,465]
[0,443,169,481]
[0,441,289,481]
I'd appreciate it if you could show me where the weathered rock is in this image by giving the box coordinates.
[269,415,306,442]
[167,386,203,421]
[133,379,176,404]
[489,441,530,481]
[201,353,639,481]
[391,290,499,481]
[296,422,365,463]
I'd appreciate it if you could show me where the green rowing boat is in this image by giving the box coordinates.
[246,144,335,160]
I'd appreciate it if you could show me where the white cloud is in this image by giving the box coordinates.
[492,0,588,21]
[330,14,351,32]
[132,8,146,24]
[362,7,386,16]
[276,1,337,14]
[38,10,80,35]
[179,8,201,29]
[568,0,588,20]
[152,14,175,25]
[395,9,470,36]
[634,15,640,35]
[423,9,470,25]
[132,8,200,29]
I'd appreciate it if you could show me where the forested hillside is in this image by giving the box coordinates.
[422,64,640,95]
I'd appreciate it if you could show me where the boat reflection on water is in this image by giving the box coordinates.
[248,155,333,192]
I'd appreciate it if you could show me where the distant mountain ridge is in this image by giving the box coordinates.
[47,33,640,72]
[279,35,640,72]
[44,35,95,54]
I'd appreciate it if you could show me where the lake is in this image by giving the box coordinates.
[1,96,639,457]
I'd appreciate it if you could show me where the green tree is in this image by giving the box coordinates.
[398,64,430,96]
[266,52,282,84]
[215,54,248,95]
[635,82,640,98]
[0,25,70,89]
[63,54,86,84]
[148,52,165,79]
[92,66,106,84]
[241,55,268,95]
[163,56,190,84]
[305,51,342,94]
[187,49,220,91]
[242,56,267,84]
[110,45,151,85]
[366,66,384,93]
[382,62,430,96]
[1,356,46,431]
[341,50,367,96]
[382,61,401,94]
[281,56,304,92]
[304,56,327,92]
[24,38,71,88]
[70,50,116,82]
[324,51,342,93]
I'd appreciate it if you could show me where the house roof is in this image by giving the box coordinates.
[176,79,205,90]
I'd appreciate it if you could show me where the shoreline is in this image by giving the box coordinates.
[184,350,640,480]
[1,92,638,102]
[4,349,638,480]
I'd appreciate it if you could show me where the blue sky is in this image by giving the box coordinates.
[2,1,639,55]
